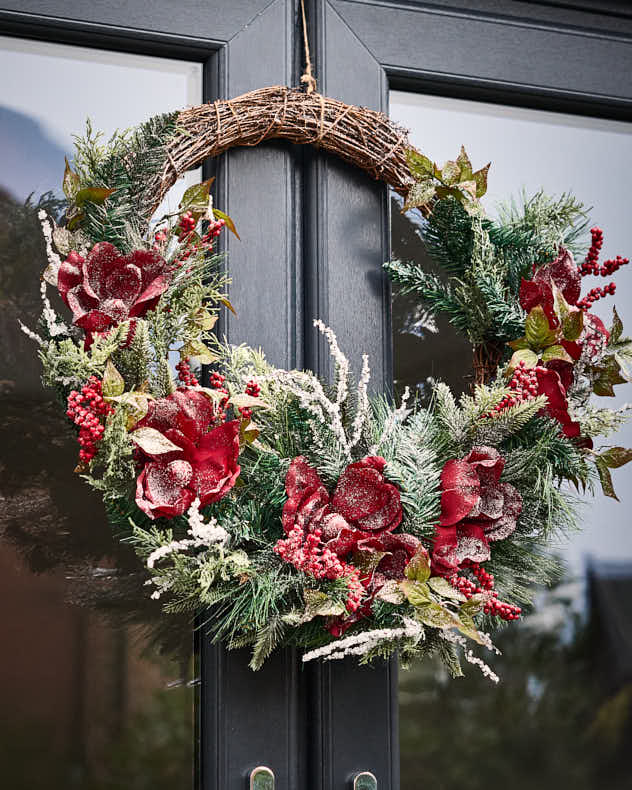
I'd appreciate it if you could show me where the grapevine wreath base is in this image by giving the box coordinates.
[21,85,632,677]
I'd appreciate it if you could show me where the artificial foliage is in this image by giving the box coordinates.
[21,111,632,679]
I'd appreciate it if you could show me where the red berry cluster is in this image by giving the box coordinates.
[580,227,604,276]
[173,219,226,270]
[245,379,261,397]
[66,376,113,463]
[239,378,261,421]
[449,561,521,622]
[577,282,616,311]
[178,210,196,238]
[153,228,168,245]
[484,361,538,418]
[274,526,364,612]
[176,356,199,387]
[483,597,522,621]
[209,371,229,424]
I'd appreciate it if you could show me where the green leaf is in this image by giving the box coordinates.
[302,589,345,621]
[508,336,530,351]
[610,306,624,344]
[460,594,487,616]
[102,358,125,398]
[107,391,151,430]
[400,580,432,606]
[212,208,240,239]
[376,579,406,605]
[405,547,431,582]
[75,186,116,206]
[428,576,466,601]
[435,185,463,201]
[599,447,632,469]
[403,180,436,212]
[541,344,573,364]
[181,339,217,365]
[456,145,472,180]
[562,308,584,342]
[406,149,434,179]
[508,349,539,370]
[63,157,80,199]
[592,355,627,396]
[415,602,460,630]
[441,160,461,185]
[472,162,490,198]
[189,308,218,331]
[525,305,556,349]
[180,177,214,214]
[595,457,618,501]
[455,612,484,644]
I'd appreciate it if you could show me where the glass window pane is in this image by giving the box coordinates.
[391,90,632,790]
[0,36,202,789]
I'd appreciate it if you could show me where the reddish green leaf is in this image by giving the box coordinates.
[406,149,434,179]
[180,177,215,212]
[441,160,461,185]
[472,162,491,198]
[595,458,618,500]
[63,157,80,199]
[541,344,573,364]
[405,547,431,583]
[562,307,584,342]
[456,145,472,180]
[212,207,240,240]
[403,180,436,212]
[599,447,632,469]
[509,349,538,370]
[75,187,116,206]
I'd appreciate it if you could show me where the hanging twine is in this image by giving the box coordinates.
[299,0,317,94]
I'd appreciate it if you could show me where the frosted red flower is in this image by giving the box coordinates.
[57,242,171,346]
[132,389,240,519]
[432,446,522,577]
[279,456,417,584]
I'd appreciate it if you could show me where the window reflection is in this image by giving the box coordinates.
[0,37,201,789]
[390,91,632,789]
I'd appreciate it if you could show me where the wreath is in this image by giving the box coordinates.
[21,87,632,678]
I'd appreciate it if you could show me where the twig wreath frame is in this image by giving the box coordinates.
[146,86,415,217]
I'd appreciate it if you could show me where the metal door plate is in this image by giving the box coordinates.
[250,766,275,790]
[353,771,377,790]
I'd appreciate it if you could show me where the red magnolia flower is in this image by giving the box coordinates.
[432,446,522,577]
[57,242,171,346]
[278,455,418,636]
[280,456,417,582]
[133,389,240,519]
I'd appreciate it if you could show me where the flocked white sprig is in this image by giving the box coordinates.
[145,498,228,571]
[301,618,424,662]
